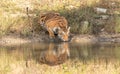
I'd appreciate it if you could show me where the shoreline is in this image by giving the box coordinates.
[1,34,120,46]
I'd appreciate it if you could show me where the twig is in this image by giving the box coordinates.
[26,7,34,37]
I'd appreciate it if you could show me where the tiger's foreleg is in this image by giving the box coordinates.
[47,28,55,40]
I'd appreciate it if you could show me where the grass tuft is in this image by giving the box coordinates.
[0,0,120,36]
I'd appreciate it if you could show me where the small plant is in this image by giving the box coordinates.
[115,16,120,33]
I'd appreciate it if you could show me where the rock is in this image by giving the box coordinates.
[94,7,107,14]
[100,15,109,20]
[71,35,98,44]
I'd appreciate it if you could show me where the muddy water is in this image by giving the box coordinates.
[0,42,120,66]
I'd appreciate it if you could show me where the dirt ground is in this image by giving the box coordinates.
[1,33,120,46]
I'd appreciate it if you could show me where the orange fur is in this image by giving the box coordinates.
[40,43,70,65]
[38,12,70,41]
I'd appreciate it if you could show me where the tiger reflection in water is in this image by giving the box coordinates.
[39,42,70,66]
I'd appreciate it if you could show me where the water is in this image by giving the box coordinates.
[1,42,120,74]
[1,42,120,66]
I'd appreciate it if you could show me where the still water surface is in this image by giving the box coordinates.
[1,42,120,66]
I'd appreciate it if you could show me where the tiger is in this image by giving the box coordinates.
[38,12,70,41]
[39,43,70,66]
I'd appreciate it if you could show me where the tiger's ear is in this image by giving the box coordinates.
[40,13,46,19]
[39,15,46,22]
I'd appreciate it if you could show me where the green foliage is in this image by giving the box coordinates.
[0,0,120,36]
[115,16,120,33]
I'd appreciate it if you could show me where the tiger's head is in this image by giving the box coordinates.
[57,27,70,42]
[38,12,60,26]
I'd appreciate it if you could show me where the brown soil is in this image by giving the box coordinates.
[1,33,120,46]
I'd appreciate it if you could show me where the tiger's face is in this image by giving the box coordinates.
[58,27,70,41]
[38,15,46,26]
